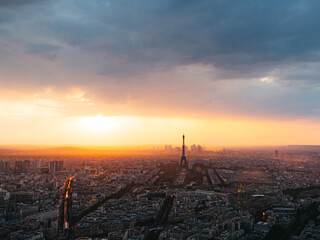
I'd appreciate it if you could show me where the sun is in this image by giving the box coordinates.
[82,114,116,131]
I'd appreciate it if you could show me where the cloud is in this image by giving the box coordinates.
[40,0,320,77]
[1,0,320,120]
[2,0,320,77]
[26,43,62,60]
[0,0,45,8]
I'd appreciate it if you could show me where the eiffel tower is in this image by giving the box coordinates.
[180,135,187,166]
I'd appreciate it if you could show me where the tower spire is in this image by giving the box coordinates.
[180,134,187,166]
[182,134,185,157]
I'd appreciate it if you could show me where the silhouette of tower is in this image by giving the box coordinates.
[180,135,187,166]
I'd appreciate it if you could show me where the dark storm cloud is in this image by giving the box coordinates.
[1,0,320,77]
[41,0,320,78]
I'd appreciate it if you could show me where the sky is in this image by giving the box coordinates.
[1,0,320,146]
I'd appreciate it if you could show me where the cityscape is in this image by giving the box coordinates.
[1,0,320,240]
[1,138,320,239]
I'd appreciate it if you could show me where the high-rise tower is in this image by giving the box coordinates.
[180,135,187,166]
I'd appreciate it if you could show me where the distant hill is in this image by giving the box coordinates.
[284,145,320,151]
[0,145,157,157]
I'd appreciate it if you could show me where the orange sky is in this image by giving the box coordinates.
[1,94,320,146]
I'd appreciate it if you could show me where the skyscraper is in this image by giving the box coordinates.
[22,160,30,173]
[29,159,41,173]
[49,161,57,174]
[15,161,22,173]
[5,161,10,174]
[57,161,64,172]
[275,150,279,158]
[0,161,4,173]
[49,160,64,173]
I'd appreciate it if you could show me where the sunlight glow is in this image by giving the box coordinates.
[81,114,116,131]
[260,76,276,83]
